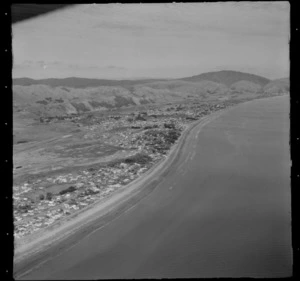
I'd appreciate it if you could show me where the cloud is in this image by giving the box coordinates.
[12,3,289,80]
[92,21,148,34]
[91,3,289,40]
[14,60,127,71]
[105,65,126,70]
[65,63,126,71]
[245,1,290,12]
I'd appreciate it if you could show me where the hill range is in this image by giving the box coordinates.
[13,70,289,118]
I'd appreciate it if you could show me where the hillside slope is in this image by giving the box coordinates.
[263,78,289,94]
[180,70,270,87]
[13,71,288,118]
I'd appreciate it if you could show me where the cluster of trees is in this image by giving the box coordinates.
[16,140,28,144]
[71,102,89,112]
[82,187,100,196]
[163,122,176,129]
[144,124,159,130]
[39,113,80,123]
[185,116,198,120]
[164,130,181,144]
[16,191,57,214]
[59,186,76,195]
[124,153,152,165]
[135,114,147,121]
[38,192,54,201]
[54,98,64,103]
[36,97,64,106]
[16,202,32,213]
[110,116,121,120]
[36,100,49,105]
[141,128,181,154]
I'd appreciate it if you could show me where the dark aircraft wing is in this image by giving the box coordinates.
[11,4,73,24]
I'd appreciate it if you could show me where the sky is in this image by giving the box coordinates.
[12,2,290,80]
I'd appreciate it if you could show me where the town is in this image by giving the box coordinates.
[13,97,257,239]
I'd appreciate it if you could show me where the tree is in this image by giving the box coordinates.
[46,192,53,200]
[59,186,76,195]
[135,115,146,121]
[164,123,175,129]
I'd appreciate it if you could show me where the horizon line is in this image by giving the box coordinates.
[12,69,288,81]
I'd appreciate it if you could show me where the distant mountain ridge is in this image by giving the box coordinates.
[13,70,289,119]
[13,77,165,89]
[13,70,271,88]
[180,70,270,87]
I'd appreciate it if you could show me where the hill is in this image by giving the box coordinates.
[230,80,262,94]
[263,78,289,94]
[13,71,288,119]
[180,70,270,87]
[13,70,270,88]
[13,77,165,89]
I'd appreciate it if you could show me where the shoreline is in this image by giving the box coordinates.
[14,109,227,278]
[14,96,286,278]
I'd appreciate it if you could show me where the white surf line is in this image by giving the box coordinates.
[178,165,186,174]
[193,115,212,140]
[178,161,190,174]
[184,152,191,163]
[190,150,197,160]
[17,256,54,280]
[187,151,192,158]
[182,113,219,161]
[181,169,187,175]
[177,149,192,171]
[62,134,72,138]
[177,162,185,171]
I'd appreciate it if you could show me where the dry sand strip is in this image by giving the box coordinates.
[14,107,231,277]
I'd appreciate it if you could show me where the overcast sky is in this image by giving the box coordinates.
[12,2,290,80]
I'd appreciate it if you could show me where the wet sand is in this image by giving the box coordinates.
[15,96,292,279]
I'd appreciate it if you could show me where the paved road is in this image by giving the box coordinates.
[17,96,292,279]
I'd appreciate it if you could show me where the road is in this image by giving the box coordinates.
[16,96,292,279]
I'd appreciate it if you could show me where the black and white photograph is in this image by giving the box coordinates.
[12,2,291,279]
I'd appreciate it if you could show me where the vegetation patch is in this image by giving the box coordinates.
[114,96,135,108]
[36,100,48,105]
[59,185,77,195]
[89,101,114,109]
[17,140,28,144]
[55,98,64,103]
[71,102,89,112]
[139,99,151,105]
[123,153,152,165]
